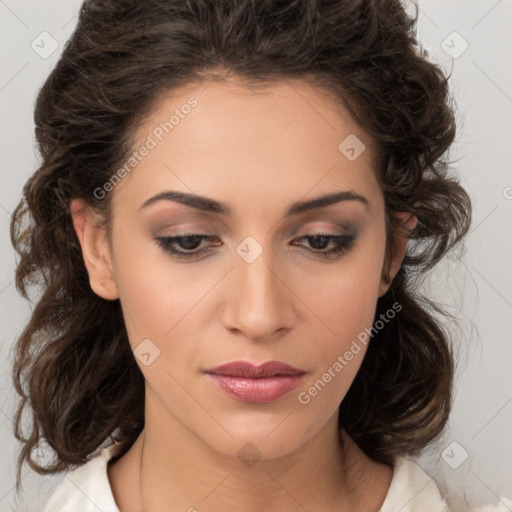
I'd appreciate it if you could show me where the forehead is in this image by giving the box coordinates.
[110,77,383,218]
[133,77,376,158]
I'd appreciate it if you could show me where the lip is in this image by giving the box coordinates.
[204,360,306,403]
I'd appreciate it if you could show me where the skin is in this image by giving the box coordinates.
[71,77,417,512]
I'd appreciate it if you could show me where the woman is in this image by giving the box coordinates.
[10,0,472,510]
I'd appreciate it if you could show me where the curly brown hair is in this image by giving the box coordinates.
[10,0,472,491]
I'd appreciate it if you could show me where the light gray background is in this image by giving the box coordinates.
[1,1,511,511]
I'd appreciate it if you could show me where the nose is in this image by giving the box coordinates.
[222,241,295,342]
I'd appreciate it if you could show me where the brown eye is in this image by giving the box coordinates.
[291,234,356,258]
[155,234,222,259]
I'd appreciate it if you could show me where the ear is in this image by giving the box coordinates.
[70,198,119,300]
[378,211,417,297]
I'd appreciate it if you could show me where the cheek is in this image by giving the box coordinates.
[294,274,381,429]
[110,233,212,350]
[297,243,384,343]
[292,237,385,408]
[312,271,380,335]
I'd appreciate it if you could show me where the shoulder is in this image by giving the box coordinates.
[378,456,449,512]
[42,442,121,512]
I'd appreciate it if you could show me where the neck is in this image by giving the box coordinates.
[108,400,392,512]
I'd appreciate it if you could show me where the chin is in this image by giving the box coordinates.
[198,416,313,466]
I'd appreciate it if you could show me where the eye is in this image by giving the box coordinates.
[155,232,356,261]
[155,234,223,260]
[291,233,356,258]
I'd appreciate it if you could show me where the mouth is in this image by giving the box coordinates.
[204,360,306,403]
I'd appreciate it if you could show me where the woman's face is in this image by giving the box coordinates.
[73,78,410,462]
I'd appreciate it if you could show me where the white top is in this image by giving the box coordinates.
[42,441,449,512]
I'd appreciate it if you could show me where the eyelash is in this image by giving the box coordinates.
[155,232,356,260]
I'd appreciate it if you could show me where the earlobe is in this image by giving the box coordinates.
[378,211,418,297]
[70,198,119,300]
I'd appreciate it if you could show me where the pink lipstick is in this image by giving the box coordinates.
[204,360,305,403]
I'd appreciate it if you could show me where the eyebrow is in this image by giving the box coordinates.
[139,189,369,216]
